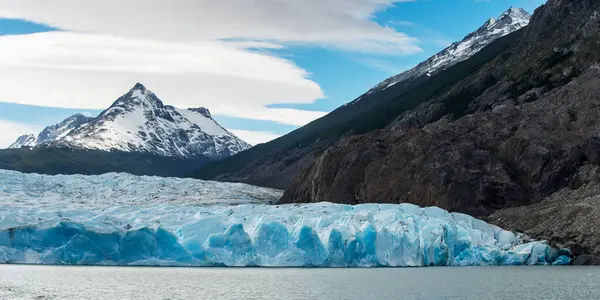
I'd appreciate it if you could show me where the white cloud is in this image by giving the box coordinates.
[0,31,325,126]
[0,0,420,54]
[0,120,42,148]
[0,0,420,127]
[229,130,282,146]
[211,107,327,126]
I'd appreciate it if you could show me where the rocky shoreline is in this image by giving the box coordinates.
[489,183,600,265]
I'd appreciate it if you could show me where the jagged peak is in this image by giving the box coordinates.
[501,7,531,20]
[7,134,36,149]
[126,82,158,102]
[130,83,151,98]
[107,83,164,110]
[63,113,93,122]
[477,7,530,33]
[18,133,35,139]
[131,82,147,92]
[188,107,212,118]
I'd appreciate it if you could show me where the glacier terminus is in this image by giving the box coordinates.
[0,170,569,267]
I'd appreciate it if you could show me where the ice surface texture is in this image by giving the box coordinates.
[0,170,569,267]
[0,170,282,208]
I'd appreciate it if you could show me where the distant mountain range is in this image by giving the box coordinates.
[2,83,250,176]
[9,83,250,159]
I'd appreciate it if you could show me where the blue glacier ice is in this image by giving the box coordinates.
[0,170,570,267]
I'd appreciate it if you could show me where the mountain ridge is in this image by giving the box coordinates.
[358,7,531,100]
[8,83,251,159]
[9,114,93,149]
[191,7,532,189]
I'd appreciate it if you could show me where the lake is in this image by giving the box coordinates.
[0,265,598,300]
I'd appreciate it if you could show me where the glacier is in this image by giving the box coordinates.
[0,170,570,267]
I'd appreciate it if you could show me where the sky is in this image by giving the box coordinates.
[0,0,546,147]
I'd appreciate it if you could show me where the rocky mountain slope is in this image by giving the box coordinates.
[9,114,92,149]
[278,0,600,257]
[365,7,531,96]
[192,8,530,188]
[9,83,250,159]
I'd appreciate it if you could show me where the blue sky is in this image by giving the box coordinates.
[0,0,546,146]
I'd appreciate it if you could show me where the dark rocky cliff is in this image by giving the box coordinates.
[279,0,600,256]
[282,0,600,204]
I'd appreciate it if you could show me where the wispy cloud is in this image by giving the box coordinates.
[0,0,421,54]
[0,0,422,129]
[0,31,325,126]
[228,130,282,145]
[388,20,453,48]
[353,56,410,74]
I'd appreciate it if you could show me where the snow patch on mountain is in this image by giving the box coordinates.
[176,108,229,137]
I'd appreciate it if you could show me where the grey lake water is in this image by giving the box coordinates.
[1,266,600,300]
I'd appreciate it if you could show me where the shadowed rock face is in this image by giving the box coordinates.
[281,65,600,217]
[280,0,600,219]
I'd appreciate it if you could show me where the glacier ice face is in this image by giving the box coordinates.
[0,204,569,267]
[0,170,569,267]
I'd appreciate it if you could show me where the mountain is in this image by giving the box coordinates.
[194,0,600,260]
[364,7,531,96]
[9,114,93,149]
[191,7,532,189]
[2,83,251,177]
[8,83,251,159]
[277,0,600,259]
[8,134,36,149]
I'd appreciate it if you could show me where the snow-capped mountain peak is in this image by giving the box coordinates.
[8,83,251,159]
[188,107,212,119]
[8,113,93,149]
[502,7,531,21]
[361,7,531,97]
[8,134,36,149]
